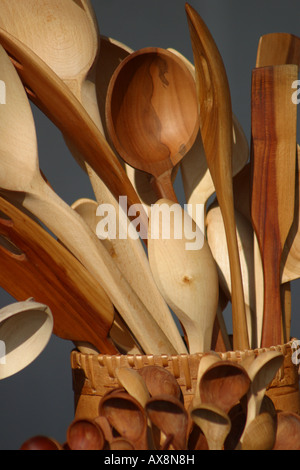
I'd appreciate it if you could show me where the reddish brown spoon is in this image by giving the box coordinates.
[105,47,199,202]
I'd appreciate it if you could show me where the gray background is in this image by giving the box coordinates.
[0,0,300,449]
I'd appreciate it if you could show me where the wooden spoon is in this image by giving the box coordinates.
[0,45,175,356]
[148,199,219,353]
[185,3,249,350]
[67,418,105,451]
[138,366,183,402]
[0,195,120,354]
[190,403,231,450]
[99,391,150,450]
[0,299,53,380]
[115,367,150,408]
[71,198,187,354]
[105,47,199,202]
[0,6,186,354]
[273,412,300,450]
[199,360,251,414]
[242,350,284,432]
[145,395,189,450]
[0,28,148,234]
[250,64,298,348]
[237,412,277,450]
[20,436,63,451]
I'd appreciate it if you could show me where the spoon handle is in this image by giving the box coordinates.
[10,177,177,356]
[150,169,179,203]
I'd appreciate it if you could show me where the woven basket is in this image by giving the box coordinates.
[71,340,300,420]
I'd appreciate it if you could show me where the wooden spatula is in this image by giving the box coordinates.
[185,3,249,350]
[250,64,298,348]
[0,195,119,355]
[256,33,300,68]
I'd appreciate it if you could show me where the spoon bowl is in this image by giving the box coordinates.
[0,299,53,380]
[106,47,199,202]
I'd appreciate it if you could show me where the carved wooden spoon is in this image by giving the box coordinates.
[148,199,219,353]
[185,3,249,350]
[105,47,199,202]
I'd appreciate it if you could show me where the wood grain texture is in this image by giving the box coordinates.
[185,3,249,350]
[105,47,199,203]
[251,65,297,348]
[0,27,148,232]
[0,196,117,354]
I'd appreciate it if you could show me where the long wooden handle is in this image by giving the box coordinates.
[10,176,177,356]
[251,65,297,348]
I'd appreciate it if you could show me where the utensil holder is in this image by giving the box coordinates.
[71,340,300,420]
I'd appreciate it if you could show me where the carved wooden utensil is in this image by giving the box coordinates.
[250,64,298,347]
[185,3,249,350]
[105,47,199,202]
[0,299,53,380]
[0,27,148,232]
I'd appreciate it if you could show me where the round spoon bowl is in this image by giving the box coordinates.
[106,47,199,200]
[0,300,53,380]
[0,0,97,91]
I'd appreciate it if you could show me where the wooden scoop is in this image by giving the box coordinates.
[0,299,53,379]
[185,3,249,350]
[105,47,199,202]
[250,64,298,347]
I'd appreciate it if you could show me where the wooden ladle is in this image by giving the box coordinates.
[105,47,199,202]
[185,3,249,350]
[199,360,251,414]
[148,199,219,353]
[0,299,53,380]
[0,44,175,356]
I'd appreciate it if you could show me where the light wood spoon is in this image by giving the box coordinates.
[0,27,148,233]
[250,64,298,348]
[190,403,231,450]
[256,32,300,68]
[0,44,175,356]
[185,3,249,350]
[148,199,219,353]
[0,299,53,380]
[241,350,284,433]
[105,47,199,202]
[71,198,187,353]
[237,412,277,450]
